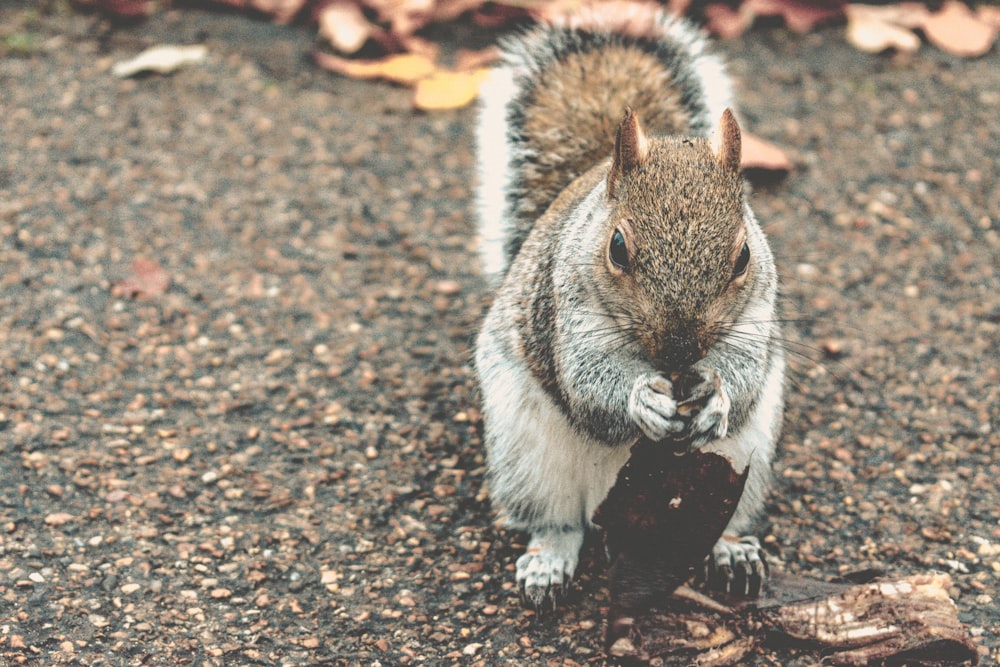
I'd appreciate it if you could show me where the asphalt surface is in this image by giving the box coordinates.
[0,3,997,665]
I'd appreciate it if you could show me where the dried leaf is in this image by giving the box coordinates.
[922,0,998,58]
[413,68,491,110]
[705,3,752,39]
[71,0,152,18]
[667,0,692,17]
[113,257,171,299]
[398,34,440,60]
[979,6,1000,30]
[471,3,531,28]
[430,0,488,23]
[248,0,308,23]
[744,0,845,33]
[538,0,684,40]
[845,4,922,53]
[111,44,207,78]
[317,1,374,54]
[454,46,501,71]
[367,0,437,36]
[741,132,793,171]
[314,51,436,84]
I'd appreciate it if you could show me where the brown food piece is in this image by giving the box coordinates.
[593,446,749,652]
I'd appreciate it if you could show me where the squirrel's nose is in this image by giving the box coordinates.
[657,334,704,373]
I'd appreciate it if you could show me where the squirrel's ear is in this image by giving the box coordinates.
[712,108,742,174]
[608,107,649,199]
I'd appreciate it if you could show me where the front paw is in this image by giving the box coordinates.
[628,373,686,442]
[674,368,730,445]
[516,529,583,610]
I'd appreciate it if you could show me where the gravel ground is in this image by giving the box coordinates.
[0,3,997,665]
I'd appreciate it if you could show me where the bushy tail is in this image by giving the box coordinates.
[475,4,732,278]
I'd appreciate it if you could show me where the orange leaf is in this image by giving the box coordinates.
[413,68,491,111]
[314,52,436,85]
[922,0,998,58]
[741,132,792,172]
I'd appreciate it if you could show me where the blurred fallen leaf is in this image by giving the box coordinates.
[980,6,1000,30]
[845,4,924,53]
[454,46,501,71]
[318,1,375,54]
[397,34,440,59]
[743,0,845,33]
[113,257,171,299]
[741,131,793,172]
[705,2,752,38]
[248,0,308,23]
[539,0,692,39]
[366,0,439,36]
[667,0,692,17]
[430,0,489,23]
[314,51,436,84]
[70,0,152,18]
[922,0,998,58]
[413,67,491,110]
[111,44,207,78]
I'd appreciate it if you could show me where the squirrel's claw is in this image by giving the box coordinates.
[631,369,730,446]
[680,369,730,445]
[628,373,685,442]
[703,535,767,597]
[515,530,582,610]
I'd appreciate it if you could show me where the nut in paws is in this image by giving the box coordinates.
[670,368,730,444]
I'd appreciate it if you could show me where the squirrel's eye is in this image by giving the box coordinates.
[609,229,629,270]
[732,242,750,280]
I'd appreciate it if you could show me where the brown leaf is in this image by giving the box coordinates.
[744,0,845,33]
[741,132,792,172]
[537,0,685,40]
[113,257,170,299]
[471,3,530,28]
[667,0,692,17]
[70,0,152,18]
[413,68,491,111]
[317,1,374,54]
[705,3,752,39]
[397,34,440,60]
[845,4,923,54]
[366,0,437,36]
[314,51,436,84]
[922,0,999,58]
[454,46,501,71]
[430,0,488,23]
[249,0,308,23]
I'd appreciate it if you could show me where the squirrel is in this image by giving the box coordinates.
[473,3,786,609]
